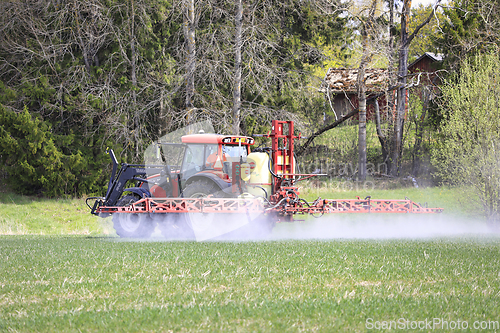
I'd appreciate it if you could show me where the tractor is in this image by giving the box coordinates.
[87,120,443,240]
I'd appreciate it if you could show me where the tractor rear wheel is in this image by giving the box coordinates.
[156,213,194,240]
[112,195,156,238]
[182,180,220,234]
[155,180,221,240]
[181,180,273,240]
[182,180,221,198]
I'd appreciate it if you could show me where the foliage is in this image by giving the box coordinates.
[0,104,81,197]
[432,53,500,227]
[436,0,500,69]
[407,3,443,62]
[0,0,351,197]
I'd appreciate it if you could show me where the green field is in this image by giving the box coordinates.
[1,186,500,332]
[1,236,500,332]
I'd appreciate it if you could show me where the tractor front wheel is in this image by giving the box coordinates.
[112,195,156,238]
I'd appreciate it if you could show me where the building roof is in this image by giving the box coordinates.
[321,68,389,94]
[408,52,444,69]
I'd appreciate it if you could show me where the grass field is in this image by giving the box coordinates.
[1,236,499,332]
[1,186,499,331]
[0,192,112,236]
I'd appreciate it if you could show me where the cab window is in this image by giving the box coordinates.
[181,144,218,178]
[222,144,248,162]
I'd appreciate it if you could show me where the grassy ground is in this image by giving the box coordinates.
[1,236,499,332]
[1,186,499,331]
[0,192,113,236]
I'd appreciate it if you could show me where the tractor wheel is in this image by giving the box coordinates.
[112,195,156,238]
[156,213,195,240]
[182,180,274,241]
[182,180,221,198]
[182,180,236,240]
[182,180,221,232]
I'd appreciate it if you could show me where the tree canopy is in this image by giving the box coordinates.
[1,0,500,199]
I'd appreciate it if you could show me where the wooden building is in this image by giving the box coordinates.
[320,68,389,121]
[408,52,443,100]
[408,52,443,74]
[320,53,443,122]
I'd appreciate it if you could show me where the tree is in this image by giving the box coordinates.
[437,0,500,69]
[232,0,243,135]
[0,0,177,195]
[357,0,378,181]
[0,102,86,197]
[0,0,352,196]
[408,3,443,61]
[183,0,196,115]
[389,0,441,176]
[171,0,350,134]
[296,0,442,178]
[432,53,500,228]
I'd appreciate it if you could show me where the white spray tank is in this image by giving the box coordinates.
[246,152,272,199]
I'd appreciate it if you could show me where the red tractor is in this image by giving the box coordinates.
[88,120,442,240]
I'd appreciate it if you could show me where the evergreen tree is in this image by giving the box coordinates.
[437,0,500,69]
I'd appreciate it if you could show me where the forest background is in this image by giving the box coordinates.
[0,0,499,224]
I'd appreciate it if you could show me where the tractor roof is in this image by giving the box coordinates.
[181,134,254,145]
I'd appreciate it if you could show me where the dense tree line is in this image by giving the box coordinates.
[0,0,349,196]
[433,53,500,227]
[1,0,500,210]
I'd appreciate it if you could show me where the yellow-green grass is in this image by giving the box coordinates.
[0,192,112,236]
[298,180,479,221]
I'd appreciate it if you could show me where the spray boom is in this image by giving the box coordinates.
[88,120,443,239]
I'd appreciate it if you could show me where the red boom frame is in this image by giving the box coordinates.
[96,196,443,216]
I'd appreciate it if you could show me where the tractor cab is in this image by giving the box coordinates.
[174,134,255,197]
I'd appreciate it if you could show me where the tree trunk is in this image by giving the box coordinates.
[373,99,389,164]
[386,0,396,174]
[232,0,243,135]
[358,66,368,181]
[357,0,377,181]
[412,86,430,176]
[390,0,411,176]
[129,0,137,105]
[184,0,196,115]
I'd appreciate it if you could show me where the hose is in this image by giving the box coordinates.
[265,197,288,212]
[250,185,268,199]
[266,150,281,180]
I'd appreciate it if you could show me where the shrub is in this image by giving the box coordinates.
[0,105,84,197]
[432,53,500,228]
